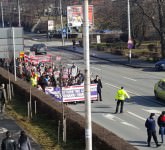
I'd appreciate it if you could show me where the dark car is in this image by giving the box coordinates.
[30,44,47,55]
[155,59,165,71]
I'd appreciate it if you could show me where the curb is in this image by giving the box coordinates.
[59,46,154,69]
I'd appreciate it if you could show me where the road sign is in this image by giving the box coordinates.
[128,39,133,49]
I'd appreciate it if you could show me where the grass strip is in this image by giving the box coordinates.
[6,95,84,150]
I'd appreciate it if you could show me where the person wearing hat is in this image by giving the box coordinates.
[145,113,161,147]
[0,83,7,113]
[157,111,165,143]
[1,131,17,150]
[114,86,130,113]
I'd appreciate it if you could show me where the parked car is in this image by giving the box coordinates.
[30,44,47,55]
[155,59,165,71]
[154,79,165,101]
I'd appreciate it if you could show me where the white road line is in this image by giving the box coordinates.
[123,76,136,81]
[103,114,116,121]
[103,113,139,129]
[91,66,101,71]
[105,83,140,96]
[127,111,146,121]
[142,109,161,115]
[121,122,140,129]
[103,113,124,122]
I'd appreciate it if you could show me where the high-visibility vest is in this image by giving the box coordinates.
[115,89,130,100]
[31,77,37,87]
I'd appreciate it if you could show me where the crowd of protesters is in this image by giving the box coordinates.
[0,57,103,101]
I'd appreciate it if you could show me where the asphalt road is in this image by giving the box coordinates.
[25,36,165,150]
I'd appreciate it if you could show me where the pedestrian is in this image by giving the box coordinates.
[70,63,78,78]
[18,130,32,150]
[145,113,161,147]
[114,86,130,113]
[72,39,76,49]
[94,75,103,101]
[0,83,7,113]
[1,131,17,150]
[157,111,165,143]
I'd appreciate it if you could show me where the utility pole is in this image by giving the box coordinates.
[83,0,92,150]
[1,1,4,28]
[12,27,17,81]
[18,0,21,27]
[59,0,64,46]
[127,0,133,64]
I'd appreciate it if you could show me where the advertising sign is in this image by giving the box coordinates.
[48,20,54,31]
[45,84,97,102]
[67,5,93,27]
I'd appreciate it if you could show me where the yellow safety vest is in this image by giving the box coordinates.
[115,89,130,100]
[31,77,37,87]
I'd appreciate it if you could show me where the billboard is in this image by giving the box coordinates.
[48,20,54,31]
[67,5,94,27]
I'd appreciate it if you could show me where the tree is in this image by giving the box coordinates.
[134,0,165,57]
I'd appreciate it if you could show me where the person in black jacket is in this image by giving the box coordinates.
[157,111,165,143]
[1,131,16,150]
[94,75,103,101]
[145,113,161,147]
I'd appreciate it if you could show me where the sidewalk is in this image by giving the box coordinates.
[0,113,41,150]
[61,45,155,69]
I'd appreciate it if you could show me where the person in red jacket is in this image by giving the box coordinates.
[157,111,165,143]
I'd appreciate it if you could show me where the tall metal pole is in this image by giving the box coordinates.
[83,0,92,150]
[12,27,17,81]
[127,0,132,64]
[1,2,4,28]
[18,0,21,27]
[59,0,64,46]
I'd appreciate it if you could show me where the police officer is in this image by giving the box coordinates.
[115,86,130,113]
[1,131,17,150]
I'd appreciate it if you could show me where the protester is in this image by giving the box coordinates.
[18,131,32,150]
[157,111,165,143]
[145,113,161,147]
[70,63,78,78]
[114,87,130,113]
[0,83,7,113]
[94,75,103,101]
[1,131,17,150]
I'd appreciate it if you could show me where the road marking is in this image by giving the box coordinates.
[142,109,161,115]
[103,114,115,121]
[123,76,136,81]
[127,111,146,121]
[103,113,139,129]
[91,66,101,71]
[105,83,140,96]
[103,113,124,122]
[121,122,140,129]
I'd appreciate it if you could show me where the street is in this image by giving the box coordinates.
[25,37,165,150]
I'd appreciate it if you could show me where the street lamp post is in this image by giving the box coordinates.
[18,0,21,27]
[127,0,133,63]
[59,0,64,46]
[1,1,4,28]
[83,0,92,150]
